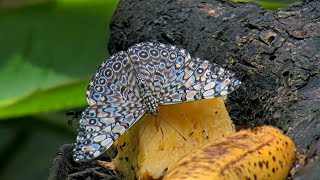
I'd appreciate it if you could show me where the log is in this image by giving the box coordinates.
[107,0,320,178]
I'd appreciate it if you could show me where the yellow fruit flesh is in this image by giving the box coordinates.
[113,97,236,179]
[164,126,296,180]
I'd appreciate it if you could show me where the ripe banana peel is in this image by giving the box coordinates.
[164,126,296,180]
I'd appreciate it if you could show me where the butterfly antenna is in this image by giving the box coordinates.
[133,117,149,152]
[155,115,165,139]
[157,114,187,141]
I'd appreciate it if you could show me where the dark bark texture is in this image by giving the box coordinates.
[48,144,119,180]
[108,0,320,178]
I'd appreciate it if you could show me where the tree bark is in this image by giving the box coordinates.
[108,0,320,178]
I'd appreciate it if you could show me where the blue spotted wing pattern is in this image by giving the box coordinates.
[74,51,146,161]
[73,41,241,162]
[126,42,241,104]
[86,51,140,105]
[74,103,146,161]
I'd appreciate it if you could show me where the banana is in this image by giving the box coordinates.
[164,126,296,180]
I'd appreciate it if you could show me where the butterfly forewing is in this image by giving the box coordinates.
[86,51,140,105]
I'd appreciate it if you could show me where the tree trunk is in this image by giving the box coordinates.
[108,0,320,178]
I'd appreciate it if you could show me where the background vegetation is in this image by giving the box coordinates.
[0,0,301,179]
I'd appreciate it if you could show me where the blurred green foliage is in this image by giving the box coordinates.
[233,0,300,9]
[0,0,301,179]
[0,0,118,119]
[0,0,118,179]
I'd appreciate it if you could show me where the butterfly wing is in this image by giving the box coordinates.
[126,42,240,104]
[159,57,241,104]
[74,51,145,162]
[126,42,192,99]
[73,102,146,162]
[86,51,140,105]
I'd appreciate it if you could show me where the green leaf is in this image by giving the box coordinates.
[232,0,299,10]
[0,80,88,119]
[0,0,119,119]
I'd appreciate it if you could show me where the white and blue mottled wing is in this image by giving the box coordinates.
[86,51,140,105]
[159,57,241,104]
[73,102,146,162]
[74,51,145,162]
[127,42,191,99]
[126,42,241,104]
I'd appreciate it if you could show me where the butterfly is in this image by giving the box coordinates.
[73,41,241,162]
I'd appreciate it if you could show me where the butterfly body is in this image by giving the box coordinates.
[73,42,241,162]
[136,73,159,115]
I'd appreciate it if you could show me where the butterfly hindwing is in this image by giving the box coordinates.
[73,102,146,162]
